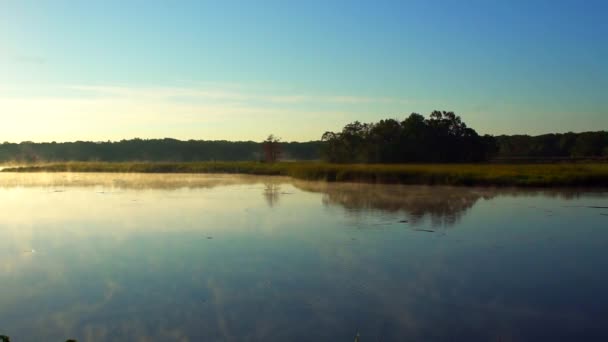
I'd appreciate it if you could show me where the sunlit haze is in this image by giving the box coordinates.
[1,1,606,142]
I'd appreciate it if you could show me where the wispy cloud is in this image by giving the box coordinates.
[66,84,409,106]
[0,83,412,142]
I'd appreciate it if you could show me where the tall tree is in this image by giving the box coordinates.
[262,134,282,163]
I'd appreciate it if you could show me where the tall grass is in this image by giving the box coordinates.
[3,161,608,187]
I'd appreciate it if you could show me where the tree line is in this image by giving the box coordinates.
[496,131,608,159]
[0,112,606,163]
[321,111,498,163]
[0,138,323,163]
[322,112,608,163]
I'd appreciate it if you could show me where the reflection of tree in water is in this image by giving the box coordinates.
[403,189,492,227]
[293,182,495,227]
[294,181,607,227]
[263,183,282,207]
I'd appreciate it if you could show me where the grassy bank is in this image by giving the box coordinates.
[3,161,608,187]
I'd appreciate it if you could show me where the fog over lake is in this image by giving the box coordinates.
[1,173,607,341]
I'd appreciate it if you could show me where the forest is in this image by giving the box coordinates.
[0,139,322,163]
[321,111,608,163]
[0,111,606,163]
[321,111,497,163]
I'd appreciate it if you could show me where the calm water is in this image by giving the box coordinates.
[1,173,608,341]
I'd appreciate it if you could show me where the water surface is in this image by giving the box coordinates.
[1,173,607,341]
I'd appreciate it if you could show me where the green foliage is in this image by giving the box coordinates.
[0,139,323,163]
[0,127,606,164]
[496,131,608,159]
[0,122,605,165]
[4,161,608,187]
[321,111,498,163]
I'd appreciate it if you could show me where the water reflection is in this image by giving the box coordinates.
[293,181,608,227]
[0,172,606,229]
[263,183,281,207]
[1,173,608,341]
[0,172,288,190]
[293,182,488,227]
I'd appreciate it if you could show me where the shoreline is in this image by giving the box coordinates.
[2,162,608,187]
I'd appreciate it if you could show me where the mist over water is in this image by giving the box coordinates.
[1,173,607,341]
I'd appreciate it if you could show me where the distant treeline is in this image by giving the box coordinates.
[496,132,608,159]
[0,112,606,163]
[0,139,323,163]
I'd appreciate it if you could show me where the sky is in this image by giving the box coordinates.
[0,0,606,142]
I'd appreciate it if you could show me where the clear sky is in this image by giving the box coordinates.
[0,0,606,142]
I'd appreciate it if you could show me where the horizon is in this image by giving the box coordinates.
[2,2,608,340]
[1,1,607,142]
[2,125,608,145]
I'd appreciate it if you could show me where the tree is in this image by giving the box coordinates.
[320,111,498,163]
[0,139,324,163]
[262,134,282,163]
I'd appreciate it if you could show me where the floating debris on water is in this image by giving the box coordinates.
[399,220,409,223]
[206,236,213,239]
[413,229,435,233]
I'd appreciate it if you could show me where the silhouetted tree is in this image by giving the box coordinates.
[495,131,608,160]
[0,123,604,164]
[321,111,498,163]
[262,134,282,163]
[0,139,322,163]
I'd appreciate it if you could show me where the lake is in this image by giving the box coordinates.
[1,173,607,341]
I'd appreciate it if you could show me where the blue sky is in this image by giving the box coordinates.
[0,0,606,142]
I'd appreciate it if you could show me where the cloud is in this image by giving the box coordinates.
[65,84,409,106]
[0,83,411,142]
